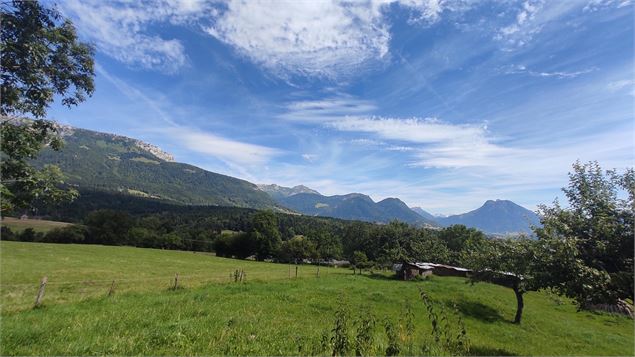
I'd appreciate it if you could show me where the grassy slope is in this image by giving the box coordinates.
[1,241,347,312]
[1,217,73,233]
[1,241,633,356]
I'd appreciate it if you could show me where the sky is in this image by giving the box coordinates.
[46,0,634,215]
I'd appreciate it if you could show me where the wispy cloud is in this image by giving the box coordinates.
[584,0,633,12]
[154,126,281,166]
[494,1,584,48]
[607,79,635,93]
[328,116,523,169]
[279,95,376,122]
[60,0,202,73]
[96,64,281,168]
[500,64,597,79]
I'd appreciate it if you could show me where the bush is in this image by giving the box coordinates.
[44,225,87,243]
[1,226,16,241]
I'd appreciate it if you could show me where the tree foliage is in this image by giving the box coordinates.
[1,0,94,213]
[1,0,94,118]
[535,161,634,306]
[251,210,282,260]
[0,119,77,213]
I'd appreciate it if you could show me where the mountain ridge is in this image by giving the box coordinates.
[34,126,280,209]
[263,188,437,226]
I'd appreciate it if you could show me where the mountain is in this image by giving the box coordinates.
[257,184,320,200]
[33,126,280,209]
[271,190,437,226]
[410,207,436,221]
[436,199,541,234]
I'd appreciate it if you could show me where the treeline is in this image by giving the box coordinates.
[1,207,485,267]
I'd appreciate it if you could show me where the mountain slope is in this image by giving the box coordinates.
[410,207,436,221]
[34,126,279,209]
[257,184,320,200]
[272,189,436,225]
[436,199,540,234]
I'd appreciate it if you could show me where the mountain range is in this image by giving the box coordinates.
[35,124,540,234]
[270,191,436,226]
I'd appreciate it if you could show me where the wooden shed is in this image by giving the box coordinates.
[396,262,472,280]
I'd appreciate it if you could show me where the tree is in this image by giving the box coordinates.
[84,209,134,246]
[1,0,94,213]
[351,251,369,274]
[310,231,342,261]
[535,161,634,306]
[464,238,541,324]
[251,211,282,260]
[278,236,317,263]
[438,225,486,265]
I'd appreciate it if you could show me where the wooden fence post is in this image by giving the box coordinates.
[317,263,320,278]
[295,266,298,278]
[34,276,47,308]
[173,273,179,290]
[288,264,291,279]
[108,280,116,297]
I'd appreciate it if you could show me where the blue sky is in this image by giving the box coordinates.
[47,0,633,214]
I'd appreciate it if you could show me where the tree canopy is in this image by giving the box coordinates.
[1,0,95,213]
[1,0,94,118]
[535,161,634,306]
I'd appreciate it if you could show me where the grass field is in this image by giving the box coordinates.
[1,217,74,233]
[0,241,348,312]
[1,241,633,356]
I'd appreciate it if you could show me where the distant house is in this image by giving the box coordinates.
[395,262,472,280]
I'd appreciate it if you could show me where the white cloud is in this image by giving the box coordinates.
[59,0,473,77]
[607,79,635,93]
[279,96,377,122]
[330,116,485,144]
[329,116,523,169]
[584,0,633,12]
[501,64,597,79]
[157,126,281,166]
[494,1,584,48]
[302,153,318,162]
[204,0,460,78]
[96,65,280,168]
[60,0,199,73]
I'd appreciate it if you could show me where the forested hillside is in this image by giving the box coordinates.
[33,127,280,209]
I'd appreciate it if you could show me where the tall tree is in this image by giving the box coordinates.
[1,0,94,213]
[535,161,634,306]
[251,211,282,260]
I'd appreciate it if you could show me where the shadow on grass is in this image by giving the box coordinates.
[470,345,517,356]
[449,299,505,323]
[362,272,398,281]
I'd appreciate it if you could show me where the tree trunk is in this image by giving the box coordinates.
[513,286,524,324]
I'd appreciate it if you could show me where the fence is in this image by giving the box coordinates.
[1,263,339,313]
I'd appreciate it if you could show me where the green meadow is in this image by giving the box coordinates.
[1,241,633,356]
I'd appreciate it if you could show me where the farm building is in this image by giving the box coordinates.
[394,262,472,280]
